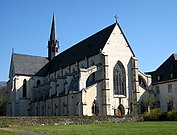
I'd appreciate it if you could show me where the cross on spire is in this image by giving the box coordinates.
[115,15,118,23]
[12,48,14,54]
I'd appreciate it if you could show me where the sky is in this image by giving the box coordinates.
[1,0,177,81]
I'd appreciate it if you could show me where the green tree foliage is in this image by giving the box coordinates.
[0,86,7,115]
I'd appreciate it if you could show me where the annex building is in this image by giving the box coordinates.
[6,16,152,116]
[147,54,177,113]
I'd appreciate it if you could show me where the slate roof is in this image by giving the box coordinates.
[48,23,116,73]
[11,22,135,76]
[12,53,49,76]
[147,54,177,83]
[49,22,135,73]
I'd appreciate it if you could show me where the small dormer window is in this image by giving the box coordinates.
[157,75,160,81]
[170,73,173,79]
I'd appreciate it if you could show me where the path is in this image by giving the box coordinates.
[0,128,55,135]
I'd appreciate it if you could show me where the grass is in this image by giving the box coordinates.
[15,121,177,135]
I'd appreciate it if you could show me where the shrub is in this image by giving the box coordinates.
[167,110,177,121]
[144,108,161,121]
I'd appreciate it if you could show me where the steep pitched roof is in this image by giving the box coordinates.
[49,22,135,73]
[12,53,49,76]
[155,54,177,72]
[147,54,177,83]
[49,23,117,73]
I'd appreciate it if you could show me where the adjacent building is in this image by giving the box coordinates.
[147,54,177,112]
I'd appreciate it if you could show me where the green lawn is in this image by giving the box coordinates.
[16,121,177,135]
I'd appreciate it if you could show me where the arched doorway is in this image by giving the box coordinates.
[114,104,125,116]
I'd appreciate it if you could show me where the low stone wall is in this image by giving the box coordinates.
[0,115,143,127]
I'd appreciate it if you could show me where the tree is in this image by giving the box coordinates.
[142,90,158,112]
[0,86,7,115]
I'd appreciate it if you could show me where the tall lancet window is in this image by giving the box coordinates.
[23,79,27,98]
[113,61,126,96]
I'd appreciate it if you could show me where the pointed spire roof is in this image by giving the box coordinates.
[50,14,57,41]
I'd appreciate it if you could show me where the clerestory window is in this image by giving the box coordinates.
[23,79,27,98]
[113,61,126,96]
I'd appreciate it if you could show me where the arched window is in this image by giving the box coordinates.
[69,77,79,92]
[23,79,27,98]
[90,61,95,81]
[138,76,146,88]
[37,80,40,87]
[86,61,96,87]
[113,61,126,96]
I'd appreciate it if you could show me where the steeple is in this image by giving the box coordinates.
[50,15,57,41]
[48,14,59,61]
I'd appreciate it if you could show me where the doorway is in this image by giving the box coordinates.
[114,104,125,116]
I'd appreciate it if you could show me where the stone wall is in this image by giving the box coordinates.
[0,115,143,127]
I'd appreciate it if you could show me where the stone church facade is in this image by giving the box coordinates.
[6,16,151,116]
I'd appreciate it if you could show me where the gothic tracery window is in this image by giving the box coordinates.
[113,61,126,96]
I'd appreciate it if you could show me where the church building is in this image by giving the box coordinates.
[6,15,151,116]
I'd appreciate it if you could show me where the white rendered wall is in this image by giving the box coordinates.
[153,81,177,112]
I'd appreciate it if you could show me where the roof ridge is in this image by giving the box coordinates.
[13,53,47,59]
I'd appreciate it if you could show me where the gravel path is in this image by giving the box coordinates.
[0,128,56,135]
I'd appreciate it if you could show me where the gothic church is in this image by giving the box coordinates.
[6,16,151,116]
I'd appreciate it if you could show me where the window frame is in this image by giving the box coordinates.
[168,84,172,93]
[22,79,27,98]
[113,61,126,96]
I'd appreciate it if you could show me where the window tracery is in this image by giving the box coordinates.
[113,61,126,96]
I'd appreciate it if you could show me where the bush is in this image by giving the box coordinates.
[167,110,177,120]
[144,108,161,121]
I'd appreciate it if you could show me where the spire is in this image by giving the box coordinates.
[48,14,59,61]
[50,14,57,41]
